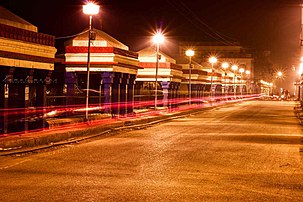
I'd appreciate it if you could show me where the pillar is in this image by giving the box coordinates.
[197,84,202,102]
[171,82,179,108]
[161,81,170,108]
[65,72,77,106]
[35,70,52,129]
[4,68,14,134]
[127,74,136,114]
[101,72,114,114]
[192,84,196,103]
[120,73,129,116]
[24,69,34,133]
[168,82,173,109]
[112,72,121,117]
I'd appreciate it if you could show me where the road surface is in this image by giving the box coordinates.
[0,100,303,201]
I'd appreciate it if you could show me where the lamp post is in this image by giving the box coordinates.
[152,32,164,109]
[83,2,100,121]
[245,70,251,94]
[239,68,245,96]
[186,49,195,104]
[208,56,217,99]
[221,62,229,97]
[277,71,283,98]
[231,65,238,97]
[273,71,283,97]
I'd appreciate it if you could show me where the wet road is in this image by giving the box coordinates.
[0,100,303,201]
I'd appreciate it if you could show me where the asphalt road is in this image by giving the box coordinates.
[0,100,303,201]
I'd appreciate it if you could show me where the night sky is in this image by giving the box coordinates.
[0,0,302,89]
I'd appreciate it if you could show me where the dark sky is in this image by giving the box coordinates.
[0,0,302,81]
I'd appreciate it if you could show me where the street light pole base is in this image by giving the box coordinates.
[85,119,92,125]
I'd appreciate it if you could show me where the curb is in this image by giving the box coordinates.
[0,100,241,156]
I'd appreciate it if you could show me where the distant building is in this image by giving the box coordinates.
[0,6,56,134]
[178,41,256,95]
[136,47,183,107]
[176,57,210,100]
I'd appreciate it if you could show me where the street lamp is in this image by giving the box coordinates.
[83,2,100,121]
[221,62,229,96]
[186,49,195,104]
[208,56,217,98]
[239,68,245,96]
[231,65,238,97]
[152,31,164,109]
[245,70,251,94]
[273,71,283,97]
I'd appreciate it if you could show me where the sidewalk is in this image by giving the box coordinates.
[0,99,248,155]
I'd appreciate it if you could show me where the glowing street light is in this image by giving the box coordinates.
[83,2,100,121]
[83,2,100,15]
[152,31,164,109]
[231,65,238,97]
[186,49,195,104]
[245,70,251,94]
[272,71,283,97]
[222,62,229,69]
[208,56,217,98]
[221,62,229,96]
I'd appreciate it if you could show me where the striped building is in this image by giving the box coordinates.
[0,6,56,134]
[62,28,141,116]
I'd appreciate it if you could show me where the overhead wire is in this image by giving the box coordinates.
[166,0,237,45]
[176,0,237,45]
[55,30,88,40]
[166,0,222,43]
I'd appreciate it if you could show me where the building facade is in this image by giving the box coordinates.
[178,42,256,96]
[136,47,183,108]
[60,28,140,116]
[0,6,56,134]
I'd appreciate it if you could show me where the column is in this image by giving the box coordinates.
[161,81,170,108]
[127,74,136,114]
[168,82,173,109]
[101,72,114,115]
[134,81,142,109]
[112,72,121,117]
[197,84,202,103]
[171,82,179,109]
[120,73,129,116]
[99,79,103,108]
[5,68,14,134]
[24,69,34,133]
[192,84,196,103]
[65,72,77,106]
[36,70,52,129]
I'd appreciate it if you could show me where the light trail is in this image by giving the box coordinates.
[0,94,261,136]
